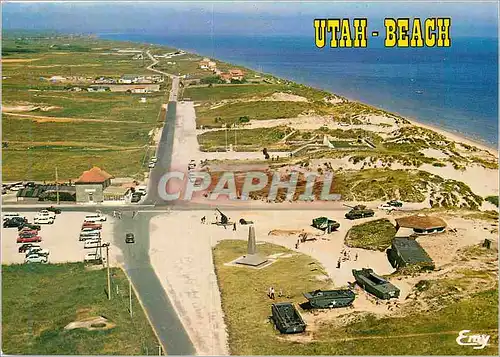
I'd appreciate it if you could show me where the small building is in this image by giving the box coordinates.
[199,57,211,69]
[229,69,244,81]
[387,237,435,270]
[75,167,113,203]
[395,214,447,235]
[103,186,130,202]
[119,74,143,84]
[49,75,67,83]
[87,86,110,92]
[220,73,232,83]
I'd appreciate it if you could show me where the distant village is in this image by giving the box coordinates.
[198,57,246,83]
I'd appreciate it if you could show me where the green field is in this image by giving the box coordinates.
[2,34,170,181]
[2,263,159,355]
[213,240,498,355]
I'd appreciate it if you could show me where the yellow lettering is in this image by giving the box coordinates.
[397,19,409,47]
[410,18,424,47]
[353,18,367,47]
[327,19,340,47]
[425,18,436,47]
[384,18,397,47]
[314,19,326,48]
[339,19,352,47]
[437,18,451,47]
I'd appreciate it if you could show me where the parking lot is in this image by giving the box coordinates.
[2,211,119,265]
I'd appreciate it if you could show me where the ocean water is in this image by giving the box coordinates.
[100,33,498,147]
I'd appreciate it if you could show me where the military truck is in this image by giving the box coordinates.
[271,302,306,334]
[344,204,375,220]
[312,217,340,232]
[352,268,400,299]
[303,289,355,308]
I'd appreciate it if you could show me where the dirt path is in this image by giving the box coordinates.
[6,140,145,150]
[3,112,145,124]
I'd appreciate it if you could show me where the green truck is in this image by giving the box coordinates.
[271,303,306,334]
[352,268,400,299]
[312,217,340,232]
[303,289,355,308]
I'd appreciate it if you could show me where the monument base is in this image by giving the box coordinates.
[235,254,269,267]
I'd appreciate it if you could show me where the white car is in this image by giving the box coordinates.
[80,231,101,240]
[378,203,395,212]
[84,214,107,222]
[36,210,56,219]
[10,184,25,191]
[150,156,158,163]
[148,161,156,169]
[84,240,102,249]
[3,213,23,221]
[34,216,54,224]
[26,247,50,257]
[25,254,48,264]
[84,252,103,263]
[81,227,100,233]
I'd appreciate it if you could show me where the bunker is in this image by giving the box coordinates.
[387,237,435,271]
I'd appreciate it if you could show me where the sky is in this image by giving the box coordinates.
[2,1,498,37]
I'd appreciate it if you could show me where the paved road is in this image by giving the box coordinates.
[114,213,195,355]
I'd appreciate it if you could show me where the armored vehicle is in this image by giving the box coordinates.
[303,289,355,308]
[352,268,400,299]
[344,204,375,220]
[312,217,340,232]
[271,303,306,334]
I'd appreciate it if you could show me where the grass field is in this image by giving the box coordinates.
[2,263,159,355]
[345,219,397,251]
[2,34,169,181]
[213,240,498,355]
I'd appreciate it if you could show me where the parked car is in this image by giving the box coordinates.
[3,212,24,221]
[387,200,403,207]
[81,227,100,233]
[125,233,135,244]
[84,214,107,222]
[79,232,101,241]
[36,210,56,219]
[17,235,42,243]
[26,247,50,257]
[25,181,36,188]
[45,206,62,214]
[18,230,38,238]
[19,243,41,253]
[131,193,142,203]
[84,240,102,249]
[34,216,54,225]
[81,222,102,230]
[3,217,27,228]
[378,203,395,212]
[9,184,25,191]
[150,156,158,163]
[148,161,156,169]
[84,252,103,264]
[18,223,41,231]
[25,254,48,264]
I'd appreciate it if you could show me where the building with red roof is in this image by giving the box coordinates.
[75,167,113,203]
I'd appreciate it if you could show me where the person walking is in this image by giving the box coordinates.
[337,259,341,269]
[270,287,275,300]
[201,216,206,224]
[355,253,358,261]
[233,222,237,231]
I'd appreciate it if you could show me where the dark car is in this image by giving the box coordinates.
[45,206,62,214]
[125,233,135,244]
[26,182,36,188]
[18,223,41,231]
[387,200,403,207]
[3,217,27,228]
[19,243,39,253]
[131,194,142,203]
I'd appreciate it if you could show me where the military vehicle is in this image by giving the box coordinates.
[271,302,306,334]
[352,268,400,299]
[344,204,375,220]
[312,217,340,232]
[303,289,355,308]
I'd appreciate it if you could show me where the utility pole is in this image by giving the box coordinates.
[234,122,237,150]
[129,280,133,317]
[158,345,162,356]
[55,166,60,205]
[224,124,228,152]
[106,244,110,300]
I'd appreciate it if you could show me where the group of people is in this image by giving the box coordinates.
[336,248,358,268]
[112,210,122,219]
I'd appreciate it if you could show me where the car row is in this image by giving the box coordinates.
[148,156,157,169]
[80,213,107,264]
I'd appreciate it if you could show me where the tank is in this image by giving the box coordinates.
[312,217,340,232]
[344,204,375,220]
[303,289,355,308]
[352,268,400,300]
[271,302,306,334]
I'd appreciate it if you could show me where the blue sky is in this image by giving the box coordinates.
[2,1,498,37]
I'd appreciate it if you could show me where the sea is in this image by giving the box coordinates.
[99,33,498,148]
